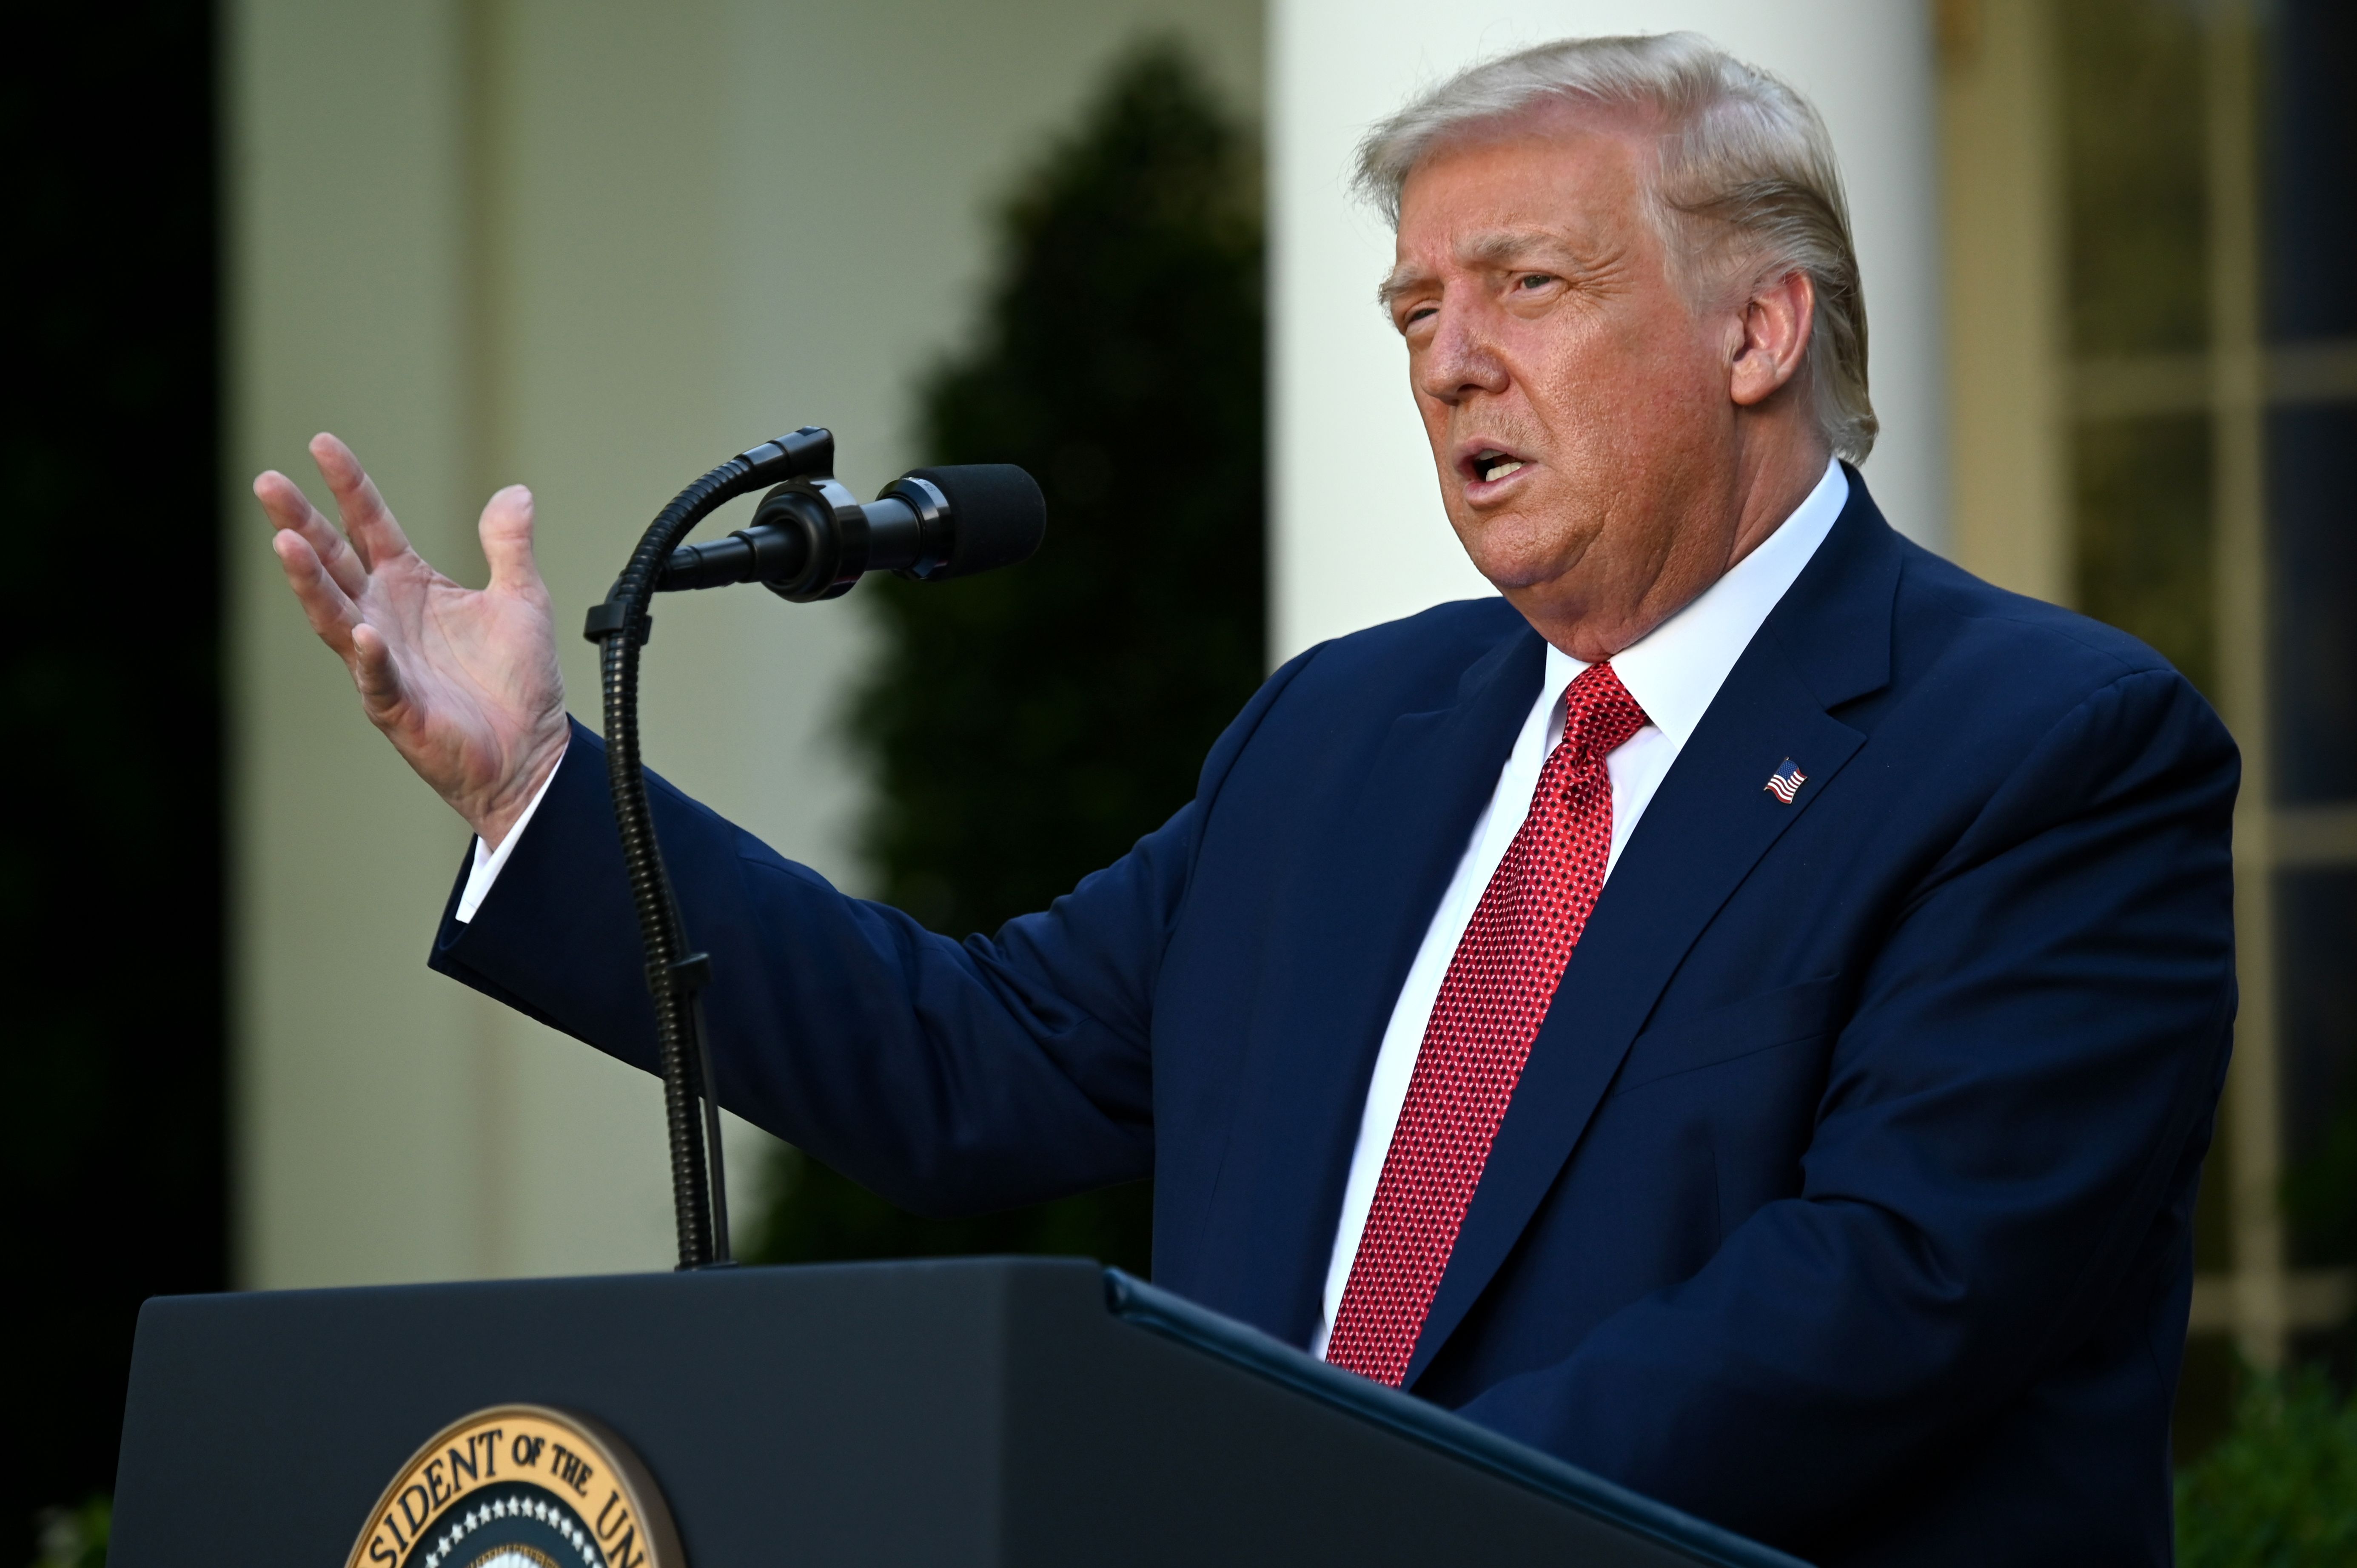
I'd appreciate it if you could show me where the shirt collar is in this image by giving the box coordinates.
[1546,456,1849,747]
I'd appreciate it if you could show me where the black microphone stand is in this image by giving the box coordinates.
[581,430,1041,1269]
[580,427,837,1269]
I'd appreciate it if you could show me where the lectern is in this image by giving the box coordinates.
[110,1258,1803,1568]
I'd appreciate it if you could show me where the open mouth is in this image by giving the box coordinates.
[1465,447,1529,486]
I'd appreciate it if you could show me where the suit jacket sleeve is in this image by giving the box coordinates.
[429,649,1318,1217]
[1454,665,2238,1541]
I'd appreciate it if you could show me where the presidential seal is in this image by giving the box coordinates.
[346,1406,683,1568]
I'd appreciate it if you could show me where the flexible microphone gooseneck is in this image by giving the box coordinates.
[581,428,1046,1269]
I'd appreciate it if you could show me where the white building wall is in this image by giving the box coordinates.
[227,0,1261,1289]
[1269,0,1946,658]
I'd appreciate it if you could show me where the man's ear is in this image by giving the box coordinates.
[1730,270,1815,408]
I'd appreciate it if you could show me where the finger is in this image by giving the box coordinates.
[254,469,368,598]
[478,485,543,594]
[309,432,416,572]
[349,622,408,716]
[271,526,362,657]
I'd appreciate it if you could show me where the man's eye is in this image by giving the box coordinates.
[1402,305,1437,328]
[1515,273,1555,291]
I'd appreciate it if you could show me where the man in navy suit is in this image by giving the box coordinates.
[258,33,2235,1566]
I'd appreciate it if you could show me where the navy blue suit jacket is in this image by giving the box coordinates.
[433,476,2237,1564]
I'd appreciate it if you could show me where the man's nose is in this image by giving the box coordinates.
[1415,302,1510,405]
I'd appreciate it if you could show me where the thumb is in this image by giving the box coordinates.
[479,484,541,594]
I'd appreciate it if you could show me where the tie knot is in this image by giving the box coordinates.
[1561,661,1648,761]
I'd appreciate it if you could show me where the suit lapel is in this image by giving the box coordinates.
[1203,622,1545,1341]
[1403,474,1904,1386]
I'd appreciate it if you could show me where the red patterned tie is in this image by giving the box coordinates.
[1325,661,1649,1386]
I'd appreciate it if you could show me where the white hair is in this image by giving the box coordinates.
[1355,32,1876,462]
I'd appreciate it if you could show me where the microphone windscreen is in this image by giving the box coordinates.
[906,464,1046,579]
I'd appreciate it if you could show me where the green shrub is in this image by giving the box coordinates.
[2177,1366,2357,1566]
[745,41,1263,1277]
[31,1497,108,1568]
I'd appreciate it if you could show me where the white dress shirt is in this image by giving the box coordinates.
[1308,457,1848,1358]
[456,460,1851,1355]
[454,750,564,922]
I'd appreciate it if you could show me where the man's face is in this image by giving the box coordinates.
[1387,120,1749,657]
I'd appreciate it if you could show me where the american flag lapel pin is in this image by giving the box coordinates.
[1764,758,1807,804]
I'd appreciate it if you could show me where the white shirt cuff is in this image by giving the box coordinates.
[455,747,566,923]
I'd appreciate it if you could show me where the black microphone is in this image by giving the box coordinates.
[658,460,1046,602]
[577,425,1044,1269]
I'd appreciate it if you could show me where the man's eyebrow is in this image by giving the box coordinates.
[1374,229,1586,312]
[1376,265,1433,312]
[1458,228,1580,269]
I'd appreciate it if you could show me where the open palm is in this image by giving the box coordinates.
[256,433,569,847]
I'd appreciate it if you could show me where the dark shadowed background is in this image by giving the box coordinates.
[3,2,225,1560]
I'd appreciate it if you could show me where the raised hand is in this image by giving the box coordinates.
[257,433,569,848]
